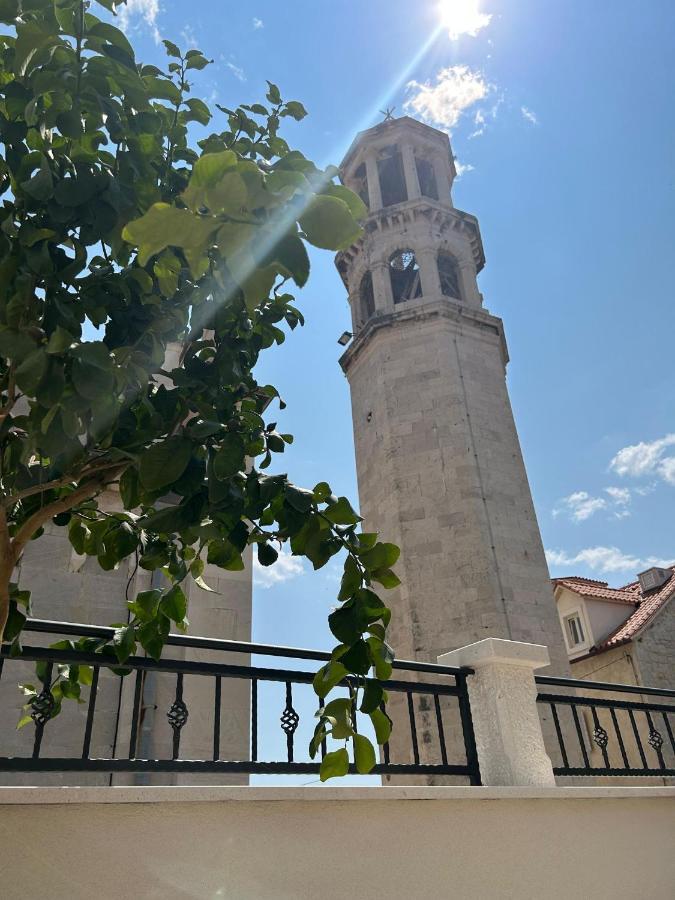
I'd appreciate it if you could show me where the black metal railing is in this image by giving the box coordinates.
[0,619,481,783]
[536,674,675,777]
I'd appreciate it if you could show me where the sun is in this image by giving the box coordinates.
[438,0,492,40]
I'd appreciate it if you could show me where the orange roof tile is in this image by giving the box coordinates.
[553,578,638,605]
[597,568,675,650]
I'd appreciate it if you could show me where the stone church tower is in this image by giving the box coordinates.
[335,116,570,769]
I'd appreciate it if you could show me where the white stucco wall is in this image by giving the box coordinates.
[1,786,673,899]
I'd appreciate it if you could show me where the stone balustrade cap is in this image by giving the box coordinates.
[438,637,550,670]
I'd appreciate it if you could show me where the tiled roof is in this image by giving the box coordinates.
[554,567,675,655]
[552,577,638,605]
[598,569,675,650]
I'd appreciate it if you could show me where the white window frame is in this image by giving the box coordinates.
[563,610,587,651]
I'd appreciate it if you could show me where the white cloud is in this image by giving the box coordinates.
[180,24,198,49]
[469,109,486,138]
[439,0,492,41]
[404,65,490,132]
[252,17,264,29]
[118,0,161,44]
[521,105,538,125]
[546,546,673,575]
[253,547,305,589]
[553,491,607,522]
[610,433,675,485]
[553,485,634,523]
[605,486,631,505]
[454,160,475,177]
[226,61,246,82]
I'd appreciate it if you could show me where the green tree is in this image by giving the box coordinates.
[0,0,398,778]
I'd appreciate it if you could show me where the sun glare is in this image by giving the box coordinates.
[438,0,492,40]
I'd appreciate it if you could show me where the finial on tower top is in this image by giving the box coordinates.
[379,106,396,122]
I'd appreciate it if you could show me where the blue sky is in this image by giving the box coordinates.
[117,0,675,652]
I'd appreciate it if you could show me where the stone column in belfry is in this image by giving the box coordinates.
[334,116,570,783]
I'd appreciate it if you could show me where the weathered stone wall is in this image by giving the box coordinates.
[635,597,675,690]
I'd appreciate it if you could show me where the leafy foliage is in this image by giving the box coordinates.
[0,0,397,778]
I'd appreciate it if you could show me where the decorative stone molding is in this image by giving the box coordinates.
[439,638,556,787]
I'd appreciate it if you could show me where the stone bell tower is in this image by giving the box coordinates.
[334,117,570,771]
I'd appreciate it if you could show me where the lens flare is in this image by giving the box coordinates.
[438,0,492,40]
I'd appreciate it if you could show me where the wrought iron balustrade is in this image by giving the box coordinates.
[0,619,480,783]
[536,674,675,778]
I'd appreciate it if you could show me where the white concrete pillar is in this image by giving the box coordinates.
[401,144,421,201]
[439,638,556,786]
[365,154,382,211]
[371,260,393,312]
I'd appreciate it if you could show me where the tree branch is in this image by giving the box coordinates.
[11,464,127,556]
[2,459,127,507]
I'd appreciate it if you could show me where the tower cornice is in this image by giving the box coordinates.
[338,297,509,375]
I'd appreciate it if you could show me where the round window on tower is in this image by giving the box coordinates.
[437,252,461,300]
[359,271,375,324]
[389,249,422,304]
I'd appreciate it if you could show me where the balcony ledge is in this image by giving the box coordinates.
[1,784,673,805]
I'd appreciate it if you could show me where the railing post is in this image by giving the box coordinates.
[439,638,556,786]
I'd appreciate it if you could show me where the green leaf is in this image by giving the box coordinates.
[328,604,361,645]
[319,747,349,782]
[161,584,187,623]
[313,660,348,699]
[212,433,245,479]
[370,568,401,589]
[272,233,310,287]
[285,484,314,513]
[323,184,368,221]
[112,625,136,663]
[367,636,394,680]
[162,39,181,58]
[338,555,361,601]
[265,81,282,105]
[360,678,384,714]
[79,665,94,687]
[369,708,392,745]
[14,348,47,395]
[323,496,360,526]
[127,589,162,621]
[21,158,53,201]
[185,51,210,70]
[154,251,181,296]
[257,542,278,567]
[183,98,211,126]
[71,343,115,400]
[45,327,74,355]
[340,639,372,676]
[282,100,308,121]
[360,542,400,571]
[181,150,237,210]
[299,195,362,251]
[122,203,218,269]
[353,733,376,774]
[119,467,141,510]
[139,437,193,491]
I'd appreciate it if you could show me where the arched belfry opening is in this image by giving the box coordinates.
[377,145,407,207]
[359,270,375,324]
[438,252,461,300]
[389,250,422,303]
[415,152,438,201]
